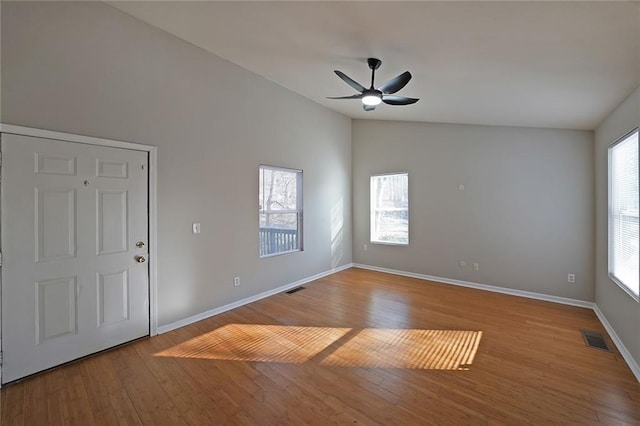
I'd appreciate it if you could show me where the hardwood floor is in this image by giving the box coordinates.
[2,267,639,425]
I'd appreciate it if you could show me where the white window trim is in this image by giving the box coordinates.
[370,172,409,246]
[607,128,640,303]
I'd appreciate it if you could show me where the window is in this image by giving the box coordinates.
[259,165,302,257]
[370,172,409,245]
[608,129,639,300]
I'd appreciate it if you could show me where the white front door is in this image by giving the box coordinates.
[1,134,150,383]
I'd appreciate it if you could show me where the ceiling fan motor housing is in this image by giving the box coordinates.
[368,58,382,70]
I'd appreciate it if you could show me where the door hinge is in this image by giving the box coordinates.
[0,251,3,266]
[0,151,3,167]
[0,352,4,366]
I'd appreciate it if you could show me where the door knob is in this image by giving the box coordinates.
[136,241,145,248]
[135,255,146,263]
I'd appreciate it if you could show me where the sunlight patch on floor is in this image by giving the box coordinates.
[155,324,482,370]
[155,324,351,363]
[320,329,482,370]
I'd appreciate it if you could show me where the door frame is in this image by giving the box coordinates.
[0,124,159,385]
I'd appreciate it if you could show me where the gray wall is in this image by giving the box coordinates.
[595,86,640,368]
[353,120,595,301]
[1,1,352,327]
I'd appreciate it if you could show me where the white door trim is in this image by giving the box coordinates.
[0,124,159,346]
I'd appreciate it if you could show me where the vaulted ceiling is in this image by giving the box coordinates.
[111,1,640,130]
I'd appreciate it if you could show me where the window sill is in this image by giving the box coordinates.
[260,249,302,259]
[609,274,640,303]
[370,241,409,247]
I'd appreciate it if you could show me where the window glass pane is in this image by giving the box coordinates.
[259,213,298,231]
[609,130,639,298]
[259,166,302,257]
[260,168,298,212]
[370,173,409,245]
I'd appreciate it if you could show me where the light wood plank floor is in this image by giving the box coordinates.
[2,267,639,425]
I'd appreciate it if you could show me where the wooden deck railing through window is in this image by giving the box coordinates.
[259,227,297,256]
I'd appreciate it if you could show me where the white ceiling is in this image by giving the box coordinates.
[110,1,640,130]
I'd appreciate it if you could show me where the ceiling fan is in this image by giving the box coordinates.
[328,58,419,111]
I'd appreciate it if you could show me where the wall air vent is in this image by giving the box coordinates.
[285,286,305,295]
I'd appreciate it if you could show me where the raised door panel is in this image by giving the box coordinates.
[35,276,78,344]
[34,153,76,175]
[35,188,76,262]
[96,159,128,179]
[97,269,130,327]
[97,190,128,255]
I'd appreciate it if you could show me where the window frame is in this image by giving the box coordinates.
[607,128,639,302]
[370,172,409,246]
[258,164,303,258]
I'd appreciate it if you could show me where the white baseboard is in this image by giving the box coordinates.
[156,263,354,334]
[593,305,640,382]
[354,263,640,382]
[353,263,595,309]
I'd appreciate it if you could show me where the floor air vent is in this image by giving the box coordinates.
[581,330,611,352]
[285,286,305,295]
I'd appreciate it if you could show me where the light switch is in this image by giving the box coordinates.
[192,222,201,234]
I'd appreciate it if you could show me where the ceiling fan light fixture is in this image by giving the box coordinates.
[362,94,382,106]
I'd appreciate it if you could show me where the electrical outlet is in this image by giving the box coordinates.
[234,277,240,287]
[473,263,479,271]
[363,244,368,251]
[568,273,575,283]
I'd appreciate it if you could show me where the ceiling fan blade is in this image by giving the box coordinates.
[334,70,366,93]
[378,71,412,94]
[382,95,419,105]
[363,104,376,112]
[326,94,364,100]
